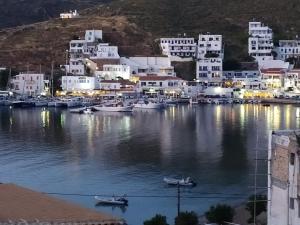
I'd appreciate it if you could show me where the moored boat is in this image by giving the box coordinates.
[94,196,128,206]
[133,99,164,109]
[93,102,132,112]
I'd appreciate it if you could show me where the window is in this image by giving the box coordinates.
[290,198,295,209]
[141,82,146,86]
[290,153,295,165]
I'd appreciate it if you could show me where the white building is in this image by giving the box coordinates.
[248,21,274,64]
[160,37,197,61]
[137,75,184,94]
[90,44,120,59]
[60,10,79,19]
[197,34,224,59]
[260,68,286,90]
[120,57,175,76]
[61,76,99,92]
[96,65,131,80]
[196,58,223,84]
[66,30,119,76]
[196,34,224,85]
[284,69,300,91]
[10,73,48,96]
[268,130,300,225]
[276,40,300,61]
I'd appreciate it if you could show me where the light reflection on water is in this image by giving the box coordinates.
[0,104,299,224]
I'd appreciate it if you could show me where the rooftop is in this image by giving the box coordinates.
[0,184,122,224]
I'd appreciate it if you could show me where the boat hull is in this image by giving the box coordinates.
[93,105,133,112]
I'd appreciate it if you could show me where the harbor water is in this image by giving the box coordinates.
[0,104,299,224]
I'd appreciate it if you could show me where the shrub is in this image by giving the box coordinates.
[205,204,235,225]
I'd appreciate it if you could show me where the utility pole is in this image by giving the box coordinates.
[177,183,181,217]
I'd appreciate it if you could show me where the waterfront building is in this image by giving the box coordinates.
[268,131,300,225]
[248,21,274,64]
[275,40,300,61]
[223,62,261,89]
[160,37,197,61]
[0,183,124,225]
[61,76,99,92]
[10,73,49,96]
[196,34,224,85]
[120,57,175,77]
[96,64,131,80]
[260,68,286,90]
[136,75,184,94]
[197,34,224,60]
[196,58,223,85]
[284,69,300,91]
[60,10,79,19]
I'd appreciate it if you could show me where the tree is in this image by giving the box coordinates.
[143,214,169,225]
[175,211,198,225]
[223,59,241,71]
[246,195,267,223]
[205,204,235,225]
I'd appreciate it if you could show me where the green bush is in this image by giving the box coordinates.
[143,214,169,225]
[175,211,198,225]
[205,204,235,225]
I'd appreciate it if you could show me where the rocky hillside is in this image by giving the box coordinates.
[1,0,300,73]
[0,0,110,29]
[0,15,156,71]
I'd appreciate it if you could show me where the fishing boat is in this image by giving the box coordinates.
[93,102,132,112]
[94,196,128,206]
[163,177,196,187]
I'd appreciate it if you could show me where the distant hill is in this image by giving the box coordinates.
[1,0,300,75]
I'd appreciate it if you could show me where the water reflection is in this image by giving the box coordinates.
[0,105,299,224]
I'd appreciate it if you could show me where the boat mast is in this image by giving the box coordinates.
[51,61,54,97]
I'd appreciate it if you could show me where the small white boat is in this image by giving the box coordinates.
[34,100,49,107]
[93,102,132,112]
[163,177,196,187]
[83,108,93,114]
[133,99,164,109]
[94,196,128,206]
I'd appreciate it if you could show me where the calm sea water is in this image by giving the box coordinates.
[0,104,299,224]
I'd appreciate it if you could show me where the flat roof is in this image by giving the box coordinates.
[0,184,121,223]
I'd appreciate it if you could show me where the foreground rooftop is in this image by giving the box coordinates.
[0,183,123,225]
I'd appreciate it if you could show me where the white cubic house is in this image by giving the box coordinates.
[276,40,300,61]
[96,65,131,80]
[11,73,48,96]
[268,130,300,225]
[61,76,99,92]
[120,57,175,77]
[137,75,184,94]
[60,10,79,19]
[196,34,224,85]
[160,37,196,61]
[67,30,119,76]
[248,21,274,64]
[197,34,224,59]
